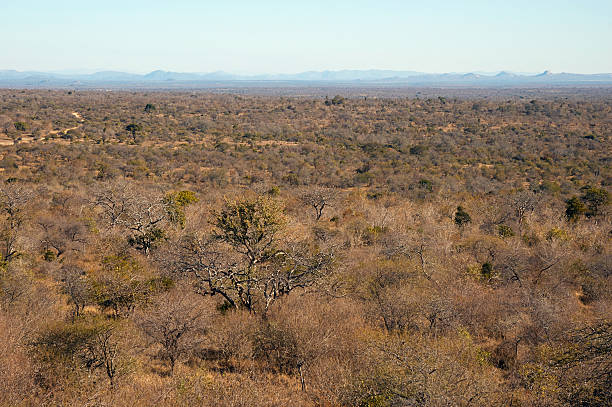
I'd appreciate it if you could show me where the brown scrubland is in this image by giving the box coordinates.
[0,89,610,406]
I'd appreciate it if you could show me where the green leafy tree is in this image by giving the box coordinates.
[212,195,286,266]
[168,195,333,313]
[454,206,471,227]
[128,227,166,253]
[580,186,609,218]
[164,190,199,227]
[125,123,142,142]
[565,196,586,221]
[331,95,345,105]
[324,95,345,106]
[481,262,493,281]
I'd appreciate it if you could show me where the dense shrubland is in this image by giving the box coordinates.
[0,90,610,406]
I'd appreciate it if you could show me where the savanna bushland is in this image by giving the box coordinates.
[0,88,610,406]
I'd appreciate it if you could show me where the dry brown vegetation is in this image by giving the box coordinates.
[0,89,610,406]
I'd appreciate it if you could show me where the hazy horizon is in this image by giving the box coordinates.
[2,0,611,75]
[0,68,562,76]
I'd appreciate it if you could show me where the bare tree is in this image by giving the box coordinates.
[299,187,338,221]
[135,290,208,374]
[38,216,87,259]
[33,319,123,388]
[0,183,33,262]
[549,321,612,405]
[89,324,120,388]
[165,195,334,313]
[260,242,335,312]
[56,263,90,319]
[92,180,168,254]
[89,254,153,318]
[91,180,134,228]
[510,191,538,235]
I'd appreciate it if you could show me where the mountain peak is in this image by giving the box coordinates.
[2,69,612,86]
[536,70,553,77]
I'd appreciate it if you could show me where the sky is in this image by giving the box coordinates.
[1,0,611,74]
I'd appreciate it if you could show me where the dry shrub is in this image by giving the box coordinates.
[204,309,259,372]
[0,312,37,405]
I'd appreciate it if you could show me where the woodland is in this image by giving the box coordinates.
[0,89,610,406]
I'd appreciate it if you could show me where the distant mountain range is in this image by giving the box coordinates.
[1,69,611,87]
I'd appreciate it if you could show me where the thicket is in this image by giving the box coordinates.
[0,90,610,406]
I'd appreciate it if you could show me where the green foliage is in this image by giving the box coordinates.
[332,95,345,105]
[282,173,300,186]
[360,394,392,407]
[354,172,374,185]
[497,224,514,238]
[127,227,166,251]
[212,195,286,263]
[43,249,56,261]
[580,186,609,217]
[565,196,586,221]
[454,206,471,227]
[566,187,609,221]
[546,227,568,241]
[125,123,142,137]
[178,194,331,314]
[476,348,492,366]
[33,318,110,361]
[144,103,156,113]
[540,181,561,194]
[364,225,387,244]
[522,232,540,247]
[418,179,433,191]
[481,262,493,280]
[266,186,280,196]
[171,190,199,207]
[165,190,198,227]
[216,300,234,314]
[95,161,117,180]
[13,122,26,132]
[325,95,345,106]
[33,320,99,366]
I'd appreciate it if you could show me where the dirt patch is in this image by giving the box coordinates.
[257,140,300,147]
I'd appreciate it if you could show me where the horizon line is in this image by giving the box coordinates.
[2,68,612,76]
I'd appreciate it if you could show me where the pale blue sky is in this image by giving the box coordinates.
[2,0,611,74]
